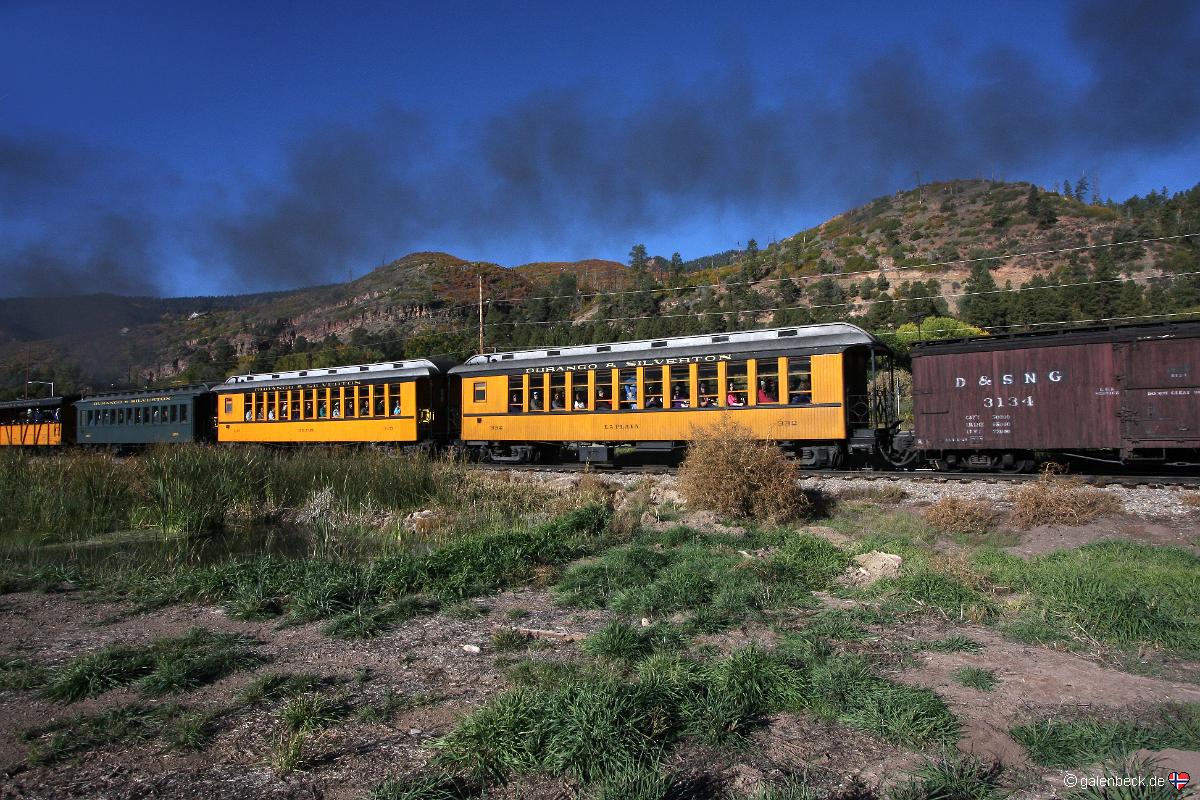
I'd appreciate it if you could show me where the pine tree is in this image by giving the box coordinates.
[1074,175,1089,203]
[669,252,684,282]
[959,264,1007,328]
[741,239,760,281]
[1025,184,1041,217]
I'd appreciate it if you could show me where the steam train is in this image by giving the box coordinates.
[3,321,1198,472]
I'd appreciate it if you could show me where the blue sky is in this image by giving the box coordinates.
[2,0,1198,297]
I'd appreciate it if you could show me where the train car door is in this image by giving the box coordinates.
[1120,338,1200,445]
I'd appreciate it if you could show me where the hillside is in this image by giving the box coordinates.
[1,179,1197,397]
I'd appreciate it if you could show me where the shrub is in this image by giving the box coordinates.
[923,497,996,535]
[1009,473,1121,528]
[677,418,809,523]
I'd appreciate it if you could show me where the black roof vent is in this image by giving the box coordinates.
[298,372,307,377]
[712,335,729,343]
[547,350,560,356]
[651,340,667,347]
[359,366,369,371]
[502,354,514,360]
[597,345,611,352]
[327,369,337,374]
[271,374,279,379]
[778,329,797,337]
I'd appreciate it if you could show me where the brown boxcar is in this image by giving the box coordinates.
[911,322,1200,470]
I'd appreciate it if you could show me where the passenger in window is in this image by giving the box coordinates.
[390,400,400,415]
[268,407,276,420]
[699,395,716,408]
[550,390,564,410]
[257,408,264,419]
[306,402,314,417]
[670,384,688,408]
[318,402,327,418]
[622,382,638,408]
[361,400,370,416]
[727,382,745,407]
[758,379,777,404]
[646,394,662,408]
[332,402,341,418]
[510,392,522,410]
[573,391,586,410]
[245,408,253,420]
[595,387,611,410]
[530,390,543,411]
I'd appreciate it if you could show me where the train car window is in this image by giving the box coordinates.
[224,397,233,416]
[786,357,813,405]
[474,382,487,403]
[698,364,719,408]
[170,405,178,423]
[373,385,385,416]
[726,362,748,407]
[357,386,370,418]
[134,408,142,424]
[641,369,661,409]
[756,360,780,405]
[618,368,638,410]
[332,387,343,418]
[595,370,614,410]
[180,405,188,423]
[508,375,523,413]
[549,374,565,410]
[389,384,402,416]
[290,392,300,420]
[667,366,689,408]
[345,387,357,418]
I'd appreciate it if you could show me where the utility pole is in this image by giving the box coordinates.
[478,274,484,355]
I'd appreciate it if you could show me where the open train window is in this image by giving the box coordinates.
[644,368,664,409]
[618,368,638,410]
[726,362,748,407]
[345,387,357,418]
[508,376,523,413]
[787,357,812,404]
[389,384,402,416]
[667,365,689,408]
[756,359,780,404]
[170,405,178,423]
[698,363,718,408]
[549,374,565,410]
[180,405,188,423]
[593,370,612,410]
[474,382,487,403]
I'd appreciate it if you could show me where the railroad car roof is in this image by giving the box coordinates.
[910,320,1200,356]
[77,384,215,405]
[0,396,72,410]
[450,323,884,375]
[214,358,444,393]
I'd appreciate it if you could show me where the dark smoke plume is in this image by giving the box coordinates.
[1,0,1197,298]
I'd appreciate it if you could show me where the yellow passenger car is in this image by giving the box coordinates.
[0,396,75,447]
[214,359,448,446]
[450,323,896,466]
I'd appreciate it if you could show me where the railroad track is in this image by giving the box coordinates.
[475,462,1200,488]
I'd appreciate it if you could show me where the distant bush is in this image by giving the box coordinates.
[677,418,809,524]
[923,497,996,535]
[1009,472,1122,528]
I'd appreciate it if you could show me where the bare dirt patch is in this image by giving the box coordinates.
[1005,515,1200,557]
[0,587,615,800]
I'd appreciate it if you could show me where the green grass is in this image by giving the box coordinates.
[280,691,353,733]
[582,621,688,662]
[434,640,956,787]
[1063,757,1189,800]
[40,628,261,702]
[1011,703,1200,768]
[0,657,48,691]
[554,531,845,631]
[369,773,481,800]
[888,753,1005,800]
[976,542,1200,654]
[952,666,998,691]
[236,671,324,705]
[21,703,210,764]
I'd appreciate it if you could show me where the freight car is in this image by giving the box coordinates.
[75,385,217,449]
[213,359,451,447]
[910,321,1200,471]
[0,396,77,447]
[448,323,900,465]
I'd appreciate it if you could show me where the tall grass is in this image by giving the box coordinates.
[0,446,472,543]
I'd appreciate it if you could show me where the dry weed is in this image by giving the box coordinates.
[923,497,996,534]
[677,417,810,524]
[1182,493,1200,509]
[1008,471,1122,529]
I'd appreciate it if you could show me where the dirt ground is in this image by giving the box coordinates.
[2,481,1199,800]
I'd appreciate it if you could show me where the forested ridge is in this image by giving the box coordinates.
[2,178,1197,398]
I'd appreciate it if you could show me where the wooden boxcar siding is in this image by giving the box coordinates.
[913,343,1121,450]
[217,382,420,443]
[1119,337,1200,446]
[459,354,846,443]
[0,422,63,446]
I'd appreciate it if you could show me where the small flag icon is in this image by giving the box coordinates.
[1168,771,1190,791]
